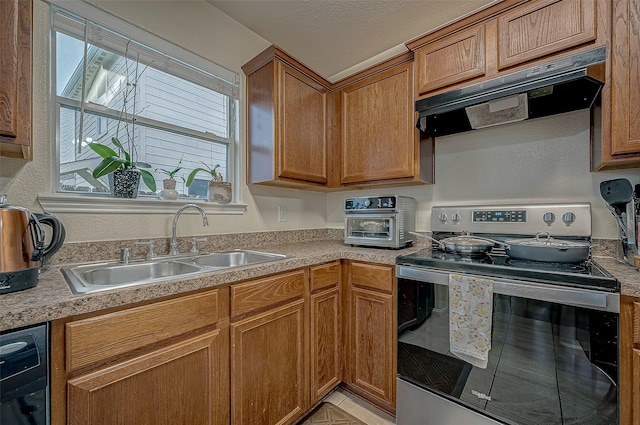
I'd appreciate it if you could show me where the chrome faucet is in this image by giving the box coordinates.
[170,204,209,255]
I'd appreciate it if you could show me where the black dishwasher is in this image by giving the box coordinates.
[0,323,49,425]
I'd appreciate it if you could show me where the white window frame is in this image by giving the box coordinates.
[39,0,246,215]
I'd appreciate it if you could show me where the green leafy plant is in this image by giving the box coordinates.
[88,137,156,192]
[155,156,184,180]
[186,163,223,187]
[87,41,156,192]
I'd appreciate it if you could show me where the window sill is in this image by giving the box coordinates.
[38,194,248,215]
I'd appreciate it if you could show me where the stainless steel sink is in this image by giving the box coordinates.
[192,250,286,268]
[62,260,203,294]
[61,249,287,294]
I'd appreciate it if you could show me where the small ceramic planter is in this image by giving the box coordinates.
[207,181,232,203]
[162,178,177,190]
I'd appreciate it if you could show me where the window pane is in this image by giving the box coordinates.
[58,105,228,198]
[56,36,230,138]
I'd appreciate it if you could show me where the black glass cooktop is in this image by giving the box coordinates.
[396,248,619,292]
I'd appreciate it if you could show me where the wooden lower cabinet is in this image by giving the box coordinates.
[67,331,221,425]
[309,262,342,403]
[230,269,309,425]
[620,295,640,424]
[52,261,397,424]
[51,288,229,425]
[345,262,396,412]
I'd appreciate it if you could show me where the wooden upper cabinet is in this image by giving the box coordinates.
[243,47,331,188]
[415,24,486,96]
[497,0,597,70]
[592,0,640,169]
[277,62,328,183]
[408,0,605,101]
[340,61,420,184]
[0,0,32,160]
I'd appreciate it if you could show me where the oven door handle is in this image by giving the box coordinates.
[396,265,619,313]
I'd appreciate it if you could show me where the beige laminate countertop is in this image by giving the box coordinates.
[1,240,415,332]
[3,240,639,332]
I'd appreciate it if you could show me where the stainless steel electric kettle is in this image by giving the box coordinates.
[0,194,66,294]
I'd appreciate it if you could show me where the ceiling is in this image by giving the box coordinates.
[208,0,497,82]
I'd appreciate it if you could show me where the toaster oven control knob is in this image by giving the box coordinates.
[562,212,576,225]
[438,212,448,222]
[451,212,461,222]
[543,212,556,225]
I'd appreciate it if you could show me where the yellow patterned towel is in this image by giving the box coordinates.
[449,273,494,369]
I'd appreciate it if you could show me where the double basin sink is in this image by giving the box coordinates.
[61,250,287,294]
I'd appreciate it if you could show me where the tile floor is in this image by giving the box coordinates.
[324,388,396,425]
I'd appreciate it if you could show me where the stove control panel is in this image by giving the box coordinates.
[473,210,527,223]
[432,203,591,237]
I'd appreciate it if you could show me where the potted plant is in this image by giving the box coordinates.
[155,158,184,200]
[186,163,231,204]
[87,46,155,198]
[88,137,156,197]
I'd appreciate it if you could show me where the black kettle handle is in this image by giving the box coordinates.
[33,213,66,263]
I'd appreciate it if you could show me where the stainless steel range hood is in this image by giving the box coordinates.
[415,47,606,138]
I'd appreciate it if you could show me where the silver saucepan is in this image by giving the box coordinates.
[409,231,506,257]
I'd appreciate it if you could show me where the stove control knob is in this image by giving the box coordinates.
[451,212,461,222]
[562,212,576,225]
[364,199,372,207]
[543,212,556,225]
[438,212,448,222]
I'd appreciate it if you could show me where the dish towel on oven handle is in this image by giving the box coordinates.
[449,273,494,369]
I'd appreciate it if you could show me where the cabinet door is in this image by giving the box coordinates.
[277,61,328,184]
[67,331,222,425]
[349,286,394,406]
[414,23,486,95]
[310,287,341,402]
[609,0,640,156]
[497,0,597,70]
[341,62,416,184]
[0,0,32,159]
[310,261,341,403]
[231,299,308,425]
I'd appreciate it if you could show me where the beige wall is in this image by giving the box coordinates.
[328,109,640,239]
[0,0,329,243]
[1,0,638,244]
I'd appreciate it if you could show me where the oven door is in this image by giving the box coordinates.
[344,213,396,247]
[396,265,619,425]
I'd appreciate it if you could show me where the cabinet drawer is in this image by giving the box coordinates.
[231,269,306,318]
[351,262,393,293]
[66,290,219,372]
[310,261,340,292]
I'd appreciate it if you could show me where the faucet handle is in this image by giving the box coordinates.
[135,240,156,260]
[191,237,207,254]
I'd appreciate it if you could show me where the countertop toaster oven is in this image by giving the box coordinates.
[344,195,416,249]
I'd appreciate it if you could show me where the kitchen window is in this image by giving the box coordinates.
[47,3,241,211]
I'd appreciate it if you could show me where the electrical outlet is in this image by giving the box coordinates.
[278,206,287,222]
